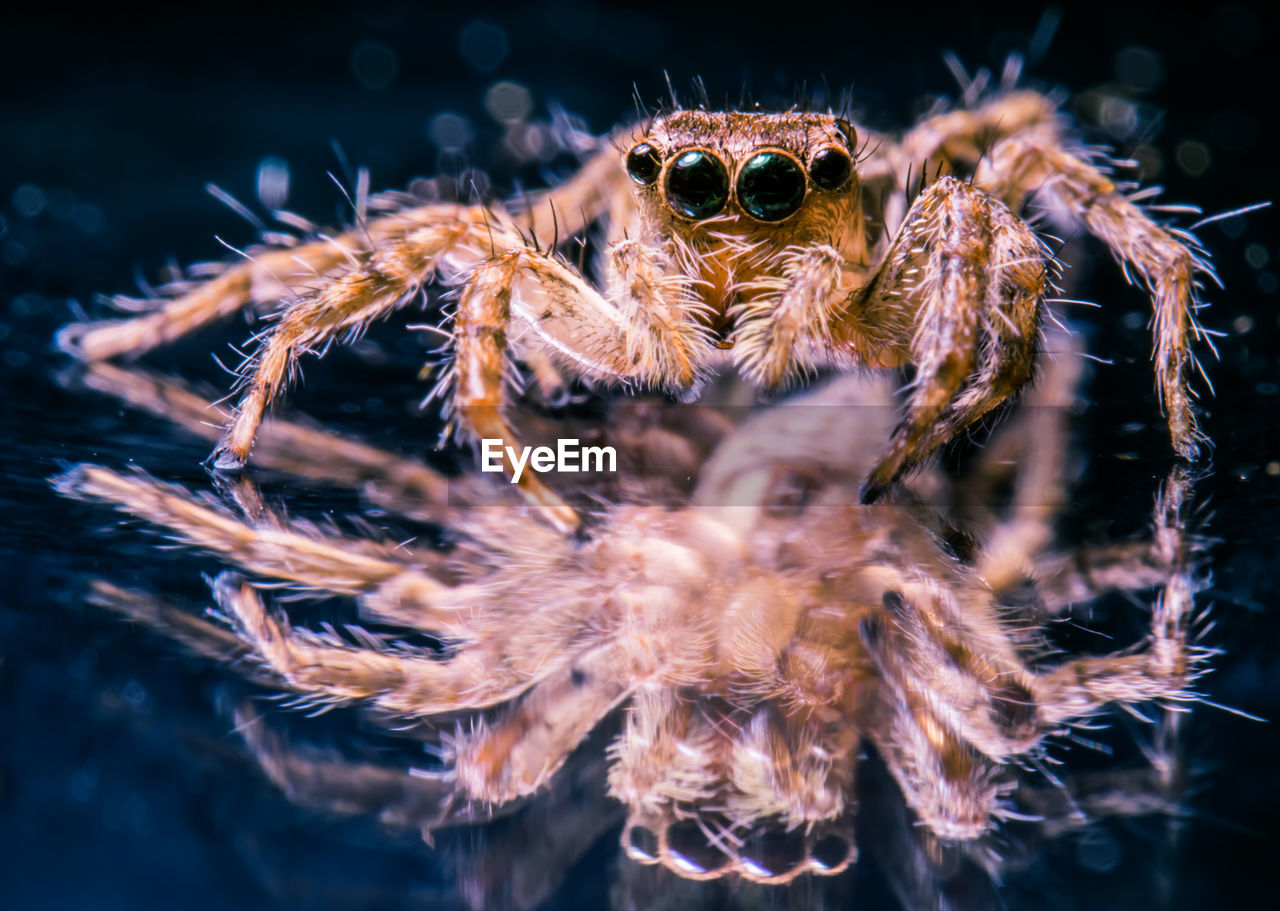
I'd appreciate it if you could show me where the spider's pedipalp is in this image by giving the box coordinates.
[728,243,857,387]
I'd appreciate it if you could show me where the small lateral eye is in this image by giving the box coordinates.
[665,149,729,219]
[809,147,853,191]
[737,151,806,222]
[834,118,857,150]
[626,143,662,185]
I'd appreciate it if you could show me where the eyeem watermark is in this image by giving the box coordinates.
[481,439,617,483]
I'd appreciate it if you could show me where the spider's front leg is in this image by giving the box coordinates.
[855,176,1049,502]
[976,131,1214,458]
[450,238,707,532]
[861,609,1003,841]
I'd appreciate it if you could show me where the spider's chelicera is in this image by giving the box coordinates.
[57,81,1216,535]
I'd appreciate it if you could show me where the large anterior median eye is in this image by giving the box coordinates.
[736,151,806,221]
[664,150,729,219]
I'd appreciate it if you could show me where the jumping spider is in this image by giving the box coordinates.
[56,339,1206,886]
[58,76,1215,532]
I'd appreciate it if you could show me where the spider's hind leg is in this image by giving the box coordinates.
[856,176,1049,502]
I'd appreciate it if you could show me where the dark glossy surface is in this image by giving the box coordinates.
[2,2,1277,909]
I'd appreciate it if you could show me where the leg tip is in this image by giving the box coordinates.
[49,463,94,499]
[55,323,95,361]
[861,452,904,505]
[206,446,247,472]
[859,478,889,505]
[1172,436,1202,462]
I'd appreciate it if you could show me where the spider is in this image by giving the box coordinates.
[57,69,1216,532]
[55,337,1207,886]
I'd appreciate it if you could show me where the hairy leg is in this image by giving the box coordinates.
[860,90,1060,237]
[1032,542,1177,614]
[57,134,629,363]
[73,361,455,505]
[865,582,1044,761]
[211,573,536,716]
[53,464,458,607]
[230,699,465,831]
[211,218,494,471]
[866,469,1201,777]
[450,240,708,531]
[57,241,354,363]
[976,129,1215,458]
[854,176,1048,502]
[898,91,1060,176]
[1035,468,1202,723]
[963,328,1083,589]
[86,579,257,669]
[861,610,1003,840]
[453,640,631,803]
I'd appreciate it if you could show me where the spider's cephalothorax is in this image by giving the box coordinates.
[58,82,1216,532]
[621,111,870,334]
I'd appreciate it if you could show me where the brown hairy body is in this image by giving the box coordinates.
[58,79,1214,532]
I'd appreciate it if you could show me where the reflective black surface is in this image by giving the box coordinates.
[2,2,1277,908]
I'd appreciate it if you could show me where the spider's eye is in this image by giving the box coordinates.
[808,146,853,191]
[625,143,662,185]
[736,151,806,222]
[664,150,728,219]
[834,118,857,150]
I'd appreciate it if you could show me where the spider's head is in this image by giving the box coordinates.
[622,111,862,249]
